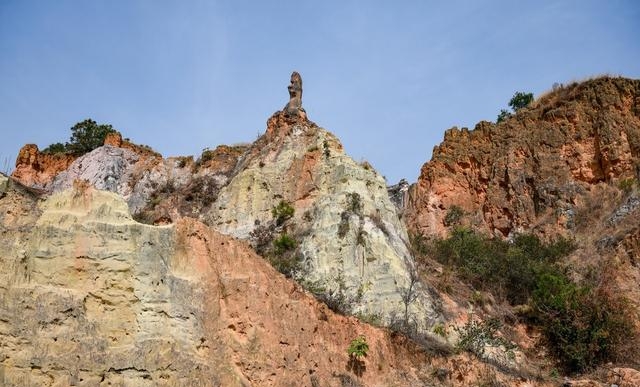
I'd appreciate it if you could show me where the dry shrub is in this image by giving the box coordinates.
[573,184,621,231]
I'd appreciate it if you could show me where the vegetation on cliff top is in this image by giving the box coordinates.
[496,91,534,123]
[42,118,116,156]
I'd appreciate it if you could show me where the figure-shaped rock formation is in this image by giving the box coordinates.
[283,71,306,119]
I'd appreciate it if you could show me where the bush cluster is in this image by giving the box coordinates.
[431,228,574,305]
[428,228,633,372]
[530,272,633,372]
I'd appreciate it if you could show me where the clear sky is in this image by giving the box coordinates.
[1,1,639,182]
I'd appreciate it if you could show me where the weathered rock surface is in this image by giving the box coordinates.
[283,71,306,120]
[406,77,640,239]
[1,182,441,387]
[12,75,441,334]
[405,76,640,373]
[12,144,77,189]
[40,142,246,219]
[206,110,440,331]
[14,75,640,385]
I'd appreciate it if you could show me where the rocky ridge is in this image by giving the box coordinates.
[405,76,640,380]
[406,77,640,239]
[1,176,565,387]
[5,74,640,386]
[11,73,440,336]
[206,110,439,331]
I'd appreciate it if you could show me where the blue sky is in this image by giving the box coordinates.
[1,1,639,182]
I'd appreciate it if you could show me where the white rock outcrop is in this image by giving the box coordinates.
[207,113,440,330]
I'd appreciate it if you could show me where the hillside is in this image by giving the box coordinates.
[406,76,640,379]
[406,77,640,239]
[3,75,640,386]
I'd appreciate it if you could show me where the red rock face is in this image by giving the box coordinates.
[406,77,640,239]
[196,144,248,174]
[11,144,77,189]
[405,78,640,370]
[103,131,123,147]
[174,218,432,387]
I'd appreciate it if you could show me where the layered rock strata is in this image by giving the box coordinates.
[0,183,436,387]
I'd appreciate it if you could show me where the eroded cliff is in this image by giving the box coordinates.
[406,77,640,239]
[11,75,441,335]
[1,180,440,386]
[404,76,640,379]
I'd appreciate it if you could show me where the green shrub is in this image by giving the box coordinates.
[496,91,534,123]
[432,323,447,337]
[273,233,296,254]
[347,335,369,358]
[41,142,67,154]
[266,234,300,277]
[618,177,637,193]
[200,148,215,163]
[432,228,575,305]
[322,140,330,158]
[496,109,512,123]
[433,228,632,372]
[444,205,464,226]
[454,316,515,359]
[272,201,295,225]
[531,272,632,373]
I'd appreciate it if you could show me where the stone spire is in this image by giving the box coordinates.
[283,71,306,119]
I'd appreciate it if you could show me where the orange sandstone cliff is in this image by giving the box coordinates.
[406,77,640,239]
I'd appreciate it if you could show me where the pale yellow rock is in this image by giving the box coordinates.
[207,121,440,330]
[0,184,443,387]
[0,173,8,194]
[0,187,216,387]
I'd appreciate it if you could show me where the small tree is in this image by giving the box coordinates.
[66,119,116,155]
[400,266,420,329]
[508,91,534,111]
[272,201,295,225]
[497,91,534,123]
[346,335,369,377]
[347,335,369,358]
